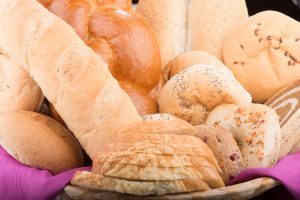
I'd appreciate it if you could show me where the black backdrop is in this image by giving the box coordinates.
[132,0,300,21]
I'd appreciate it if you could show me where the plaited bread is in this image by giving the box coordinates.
[0,56,44,112]
[206,103,281,168]
[223,11,300,103]
[195,125,245,184]
[166,51,233,80]
[39,0,162,115]
[265,80,300,157]
[136,0,187,79]
[158,64,252,125]
[0,111,83,174]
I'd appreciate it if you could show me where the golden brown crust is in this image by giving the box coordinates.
[39,0,162,115]
[0,111,83,174]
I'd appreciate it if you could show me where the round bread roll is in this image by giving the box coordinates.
[158,64,252,125]
[223,11,300,103]
[0,111,83,174]
[166,51,233,79]
[0,56,43,112]
[206,103,281,168]
[187,0,248,60]
[195,125,245,184]
[142,113,176,121]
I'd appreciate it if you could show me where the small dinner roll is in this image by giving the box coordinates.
[206,103,281,168]
[223,11,300,103]
[158,64,252,125]
[166,51,233,79]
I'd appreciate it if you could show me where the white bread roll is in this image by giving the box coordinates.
[0,111,83,174]
[136,0,188,78]
[187,0,248,60]
[158,64,252,125]
[0,0,141,160]
[223,11,300,103]
[206,104,281,168]
[166,51,233,79]
[0,56,43,112]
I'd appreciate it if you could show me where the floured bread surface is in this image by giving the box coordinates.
[158,64,252,125]
[223,11,300,103]
[0,56,43,112]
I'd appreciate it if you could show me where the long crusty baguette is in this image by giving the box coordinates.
[0,0,141,160]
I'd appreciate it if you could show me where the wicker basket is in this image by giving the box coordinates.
[56,177,279,200]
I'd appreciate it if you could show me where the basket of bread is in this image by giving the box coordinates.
[1,0,300,199]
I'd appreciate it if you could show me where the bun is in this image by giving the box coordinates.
[223,11,300,103]
[265,80,300,157]
[166,51,233,79]
[0,56,43,112]
[158,64,252,125]
[136,0,187,78]
[40,0,162,115]
[187,0,248,60]
[195,125,245,184]
[0,111,83,174]
[206,103,281,168]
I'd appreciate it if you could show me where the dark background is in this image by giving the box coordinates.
[133,0,300,21]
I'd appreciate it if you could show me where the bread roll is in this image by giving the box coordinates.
[136,0,187,78]
[187,0,248,60]
[40,0,161,115]
[158,64,252,125]
[166,51,233,79]
[206,103,281,168]
[265,80,300,157]
[195,125,245,184]
[0,56,43,112]
[223,11,300,103]
[0,111,83,174]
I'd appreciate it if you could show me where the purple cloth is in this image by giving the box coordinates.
[0,146,91,200]
[229,151,300,200]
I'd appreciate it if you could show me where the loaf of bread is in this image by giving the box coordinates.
[0,111,83,174]
[158,64,252,125]
[0,55,43,112]
[187,0,248,60]
[206,103,281,168]
[165,51,233,79]
[265,80,300,157]
[195,125,245,184]
[39,0,162,115]
[223,11,300,103]
[136,0,187,78]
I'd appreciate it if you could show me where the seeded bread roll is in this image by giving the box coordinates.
[195,125,245,184]
[158,64,252,125]
[223,11,300,102]
[206,103,281,168]
[0,111,83,174]
[166,51,233,80]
